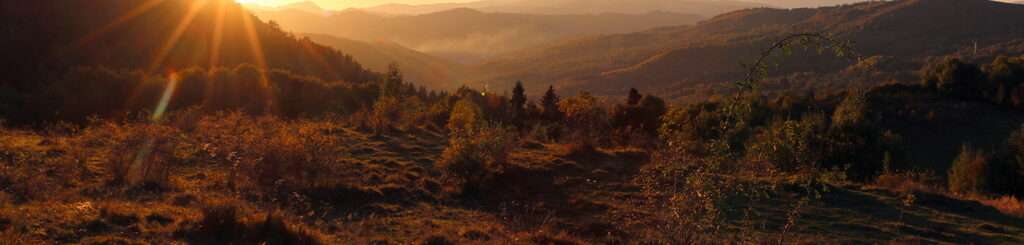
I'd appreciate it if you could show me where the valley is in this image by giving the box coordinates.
[2,0,1024,244]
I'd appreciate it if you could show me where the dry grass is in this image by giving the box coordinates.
[3,114,1024,244]
[873,171,942,193]
[873,170,1024,223]
[977,196,1024,218]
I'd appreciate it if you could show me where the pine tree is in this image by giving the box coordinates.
[382,63,404,97]
[510,81,527,122]
[541,85,562,121]
[627,88,642,105]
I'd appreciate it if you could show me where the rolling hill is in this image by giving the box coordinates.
[0,0,377,88]
[250,7,704,63]
[302,33,471,90]
[471,0,1024,97]
[745,0,867,8]
[359,0,767,16]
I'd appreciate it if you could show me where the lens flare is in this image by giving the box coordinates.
[151,72,180,121]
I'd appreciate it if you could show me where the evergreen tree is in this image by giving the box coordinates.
[382,63,404,97]
[627,88,642,105]
[510,81,527,122]
[638,95,667,134]
[541,85,562,121]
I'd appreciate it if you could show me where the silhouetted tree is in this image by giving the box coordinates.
[638,95,667,134]
[510,81,527,123]
[541,85,562,121]
[983,55,1024,106]
[627,88,642,105]
[382,63,404,97]
[611,92,667,137]
[921,58,985,98]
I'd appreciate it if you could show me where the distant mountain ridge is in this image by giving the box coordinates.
[470,0,1024,97]
[302,33,472,90]
[278,1,325,14]
[358,0,767,16]
[251,7,704,64]
[241,1,325,14]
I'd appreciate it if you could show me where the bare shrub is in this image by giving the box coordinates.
[252,121,340,190]
[100,123,180,189]
[193,113,343,193]
[190,201,325,245]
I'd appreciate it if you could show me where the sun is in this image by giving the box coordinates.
[234,0,267,4]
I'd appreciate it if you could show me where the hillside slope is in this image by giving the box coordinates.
[359,0,766,16]
[252,8,703,63]
[2,118,1023,243]
[0,0,377,88]
[303,33,472,90]
[473,0,1024,96]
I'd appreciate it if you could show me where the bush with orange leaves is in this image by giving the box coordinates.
[980,196,1024,218]
[439,99,518,195]
[438,122,518,196]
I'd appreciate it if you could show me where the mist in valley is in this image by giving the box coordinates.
[3,0,1024,244]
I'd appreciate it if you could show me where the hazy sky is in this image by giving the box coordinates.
[240,0,1024,10]
[237,0,479,9]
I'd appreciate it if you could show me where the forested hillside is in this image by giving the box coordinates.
[0,0,383,124]
[251,7,703,63]
[3,0,1024,244]
[358,0,765,16]
[473,0,1024,99]
[303,33,472,91]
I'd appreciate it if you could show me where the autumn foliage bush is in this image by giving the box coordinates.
[438,122,518,195]
[559,92,610,148]
[439,99,518,195]
[948,145,992,195]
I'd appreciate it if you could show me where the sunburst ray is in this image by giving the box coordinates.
[240,10,277,113]
[76,0,166,47]
[147,0,210,73]
[209,0,228,67]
